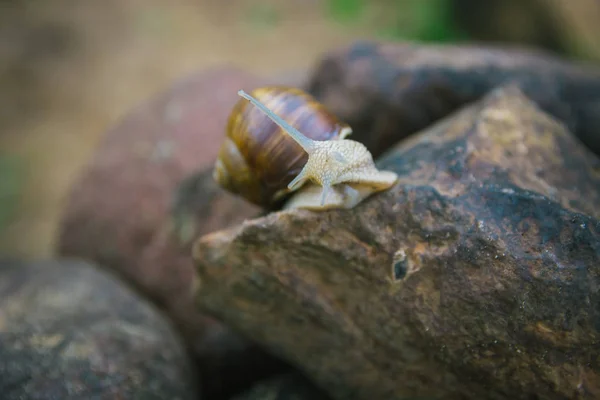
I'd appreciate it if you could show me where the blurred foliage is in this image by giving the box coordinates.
[0,154,24,234]
[240,0,600,62]
[322,0,600,62]
[243,0,465,42]
[247,3,280,29]
[326,0,365,22]
[325,0,465,42]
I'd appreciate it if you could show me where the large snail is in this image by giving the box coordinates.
[213,86,398,210]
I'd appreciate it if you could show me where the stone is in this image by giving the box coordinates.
[193,86,600,400]
[306,40,600,158]
[231,373,331,400]
[0,259,198,400]
[55,66,292,398]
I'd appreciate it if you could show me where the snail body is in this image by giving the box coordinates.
[213,86,352,208]
[213,86,398,210]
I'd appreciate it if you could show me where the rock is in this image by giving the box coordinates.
[231,373,332,400]
[56,66,292,398]
[306,40,600,158]
[149,168,291,398]
[0,258,198,400]
[193,86,600,400]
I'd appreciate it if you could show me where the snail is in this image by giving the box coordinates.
[213,86,352,208]
[213,86,398,210]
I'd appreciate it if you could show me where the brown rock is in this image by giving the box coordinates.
[306,40,600,158]
[56,66,294,398]
[193,86,600,400]
[0,259,198,400]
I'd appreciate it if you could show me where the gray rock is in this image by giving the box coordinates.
[231,373,331,400]
[0,258,199,400]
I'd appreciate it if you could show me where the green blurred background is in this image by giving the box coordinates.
[1,0,599,258]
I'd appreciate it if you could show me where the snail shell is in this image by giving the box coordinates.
[213,86,352,208]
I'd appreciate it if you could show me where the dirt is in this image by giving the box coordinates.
[0,0,381,258]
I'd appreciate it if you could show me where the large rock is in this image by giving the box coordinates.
[56,66,293,398]
[231,373,331,400]
[0,259,198,399]
[193,86,600,400]
[306,40,600,158]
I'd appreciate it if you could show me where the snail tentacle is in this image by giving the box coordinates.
[338,127,353,139]
[320,183,331,206]
[342,184,360,207]
[288,172,308,191]
[237,90,316,153]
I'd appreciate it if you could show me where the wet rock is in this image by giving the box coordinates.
[0,258,198,400]
[193,86,600,400]
[231,373,332,400]
[306,40,600,157]
[56,66,292,398]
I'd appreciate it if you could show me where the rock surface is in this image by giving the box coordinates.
[306,40,600,158]
[231,373,332,400]
[193,86,600,400]
[0,259,198,400]
[55,66,292,398]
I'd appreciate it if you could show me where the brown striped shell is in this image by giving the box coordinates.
[213,86,352,208]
